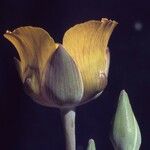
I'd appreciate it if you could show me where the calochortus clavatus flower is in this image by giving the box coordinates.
[4,18,117,150]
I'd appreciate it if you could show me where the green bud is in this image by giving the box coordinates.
[110,90,141,150]
[87,139,96,150]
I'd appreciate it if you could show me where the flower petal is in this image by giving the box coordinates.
[4,26,57,81]
[105,47,110,76]
[63,18,117,100]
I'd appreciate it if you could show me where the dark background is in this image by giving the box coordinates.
[0,0,149,149]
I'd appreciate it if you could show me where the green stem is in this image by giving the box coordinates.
[61,107,76,150]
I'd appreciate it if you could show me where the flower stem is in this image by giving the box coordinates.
[61,107,76,150]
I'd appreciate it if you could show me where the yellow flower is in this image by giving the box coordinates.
[4,18,117,108]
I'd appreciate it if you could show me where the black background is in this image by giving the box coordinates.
[0,0,149,149]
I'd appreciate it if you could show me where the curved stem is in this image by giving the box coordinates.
[61,107,76,150]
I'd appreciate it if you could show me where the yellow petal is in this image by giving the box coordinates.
[4,26,57,80]
[105,47,110,76]
[63,18,117,100]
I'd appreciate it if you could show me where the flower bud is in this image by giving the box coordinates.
[110,90,141,150]
[87,139,96,150]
